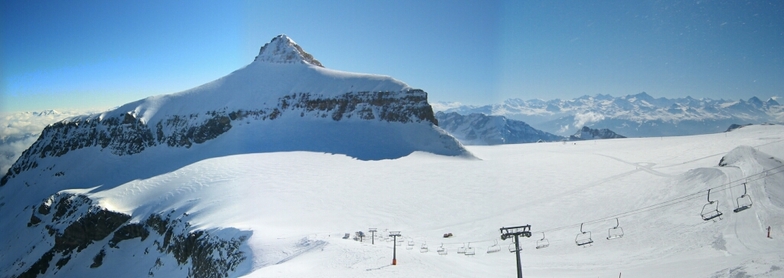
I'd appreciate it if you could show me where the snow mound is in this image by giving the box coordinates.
[719,145,784,208]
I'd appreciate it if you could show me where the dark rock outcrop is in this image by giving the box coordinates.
[726,123,753,132]
[1,89,437,186]
[569,126,626,140]
[13,193,248,278]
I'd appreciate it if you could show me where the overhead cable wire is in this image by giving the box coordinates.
[536,164,784,234]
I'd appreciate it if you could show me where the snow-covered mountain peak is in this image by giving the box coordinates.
[253,34,324,67]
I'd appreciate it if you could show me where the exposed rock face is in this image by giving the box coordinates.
[13,193,247,278]
[569,126,626,140]
[726,123,753,132]
[254,34,323,67]
[435,111,564,145]
[1,90,437,186]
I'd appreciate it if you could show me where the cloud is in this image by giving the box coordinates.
[429,101,464,112]
[572,112,605,129]
[558,124,571,134]
[0,109,99,175]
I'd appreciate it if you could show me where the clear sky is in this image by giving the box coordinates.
[2,0,783,112]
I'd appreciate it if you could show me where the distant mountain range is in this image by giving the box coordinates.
[435,112,563,145]
[433,92,783,137]
[435,112,626,145]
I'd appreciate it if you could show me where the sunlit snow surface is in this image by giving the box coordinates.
[78,125,784,277]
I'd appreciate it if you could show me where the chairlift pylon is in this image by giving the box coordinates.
[733,183,753,213]
[487,240,501,253]
[575,223,594,247]
[606,218,624,240]
[701,188,723,221]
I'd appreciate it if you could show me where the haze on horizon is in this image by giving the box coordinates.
[2,0,783,113]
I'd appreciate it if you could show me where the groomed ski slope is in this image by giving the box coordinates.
[75,125,784,277]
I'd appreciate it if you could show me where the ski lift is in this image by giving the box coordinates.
[420,242,429,253]
[465,243,475,256]
[575,223,593,247]
[457,243,466,254]
[406,239,414,250]
[733,183,753,213]
[701,188,723,221]
[437,243,447,255]
[606,218,624,240]
[508,242,520,253]
[487,240,501,253]
[535,232,550,249]
[396,238,403,246]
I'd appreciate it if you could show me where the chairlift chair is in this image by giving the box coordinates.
[420,242,429,253]
[487,240,501,253]
[701,189,723,221]
[457,243,466,254]
[575,223,594,247]
[606,218,624,240]
[437,243,447,255]
[406,239,414,250]
[508,243,520,253]
[733,183,753,213]
[465,243,475,256]
[535,232,550,249]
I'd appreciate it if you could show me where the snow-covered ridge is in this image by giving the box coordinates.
[1,35,471,185]
[0,109,103,177]
[104,55,411,126]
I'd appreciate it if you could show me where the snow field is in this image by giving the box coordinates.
[81,124,784,277]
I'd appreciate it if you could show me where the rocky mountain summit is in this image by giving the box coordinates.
[254,34,323,67]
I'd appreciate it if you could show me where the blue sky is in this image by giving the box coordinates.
[2,0,783,112]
